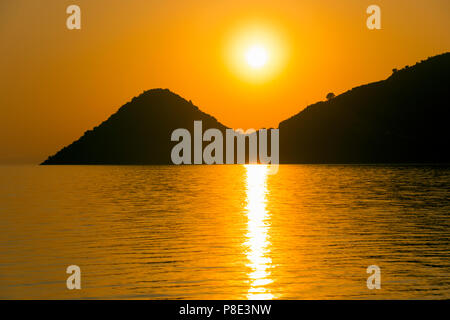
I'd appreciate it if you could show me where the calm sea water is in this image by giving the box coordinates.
[0,164,449,299]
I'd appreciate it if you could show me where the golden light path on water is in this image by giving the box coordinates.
[244,164,274,300]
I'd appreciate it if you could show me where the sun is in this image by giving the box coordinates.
[246,45,268,69]
[225,21,289,82]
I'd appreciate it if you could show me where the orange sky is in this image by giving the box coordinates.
[0,0,449,163]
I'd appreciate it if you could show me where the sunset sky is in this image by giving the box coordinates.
[0,0,449,163]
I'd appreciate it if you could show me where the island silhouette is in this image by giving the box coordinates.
[42,89,227,164]
[42,52,450,165]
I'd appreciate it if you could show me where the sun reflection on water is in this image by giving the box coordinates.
[244,164,274,300]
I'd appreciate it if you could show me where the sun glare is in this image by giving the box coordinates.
[246,46,268,69]
[225,22,288,83]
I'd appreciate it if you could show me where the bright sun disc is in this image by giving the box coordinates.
[225,22,288,82]
[246,46,268,69]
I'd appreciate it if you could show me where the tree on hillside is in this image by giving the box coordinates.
[326,92,335,101]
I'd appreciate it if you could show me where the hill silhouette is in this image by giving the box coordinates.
[280,52,450,163]
[42,53,450,165]
[42,89,227,164]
